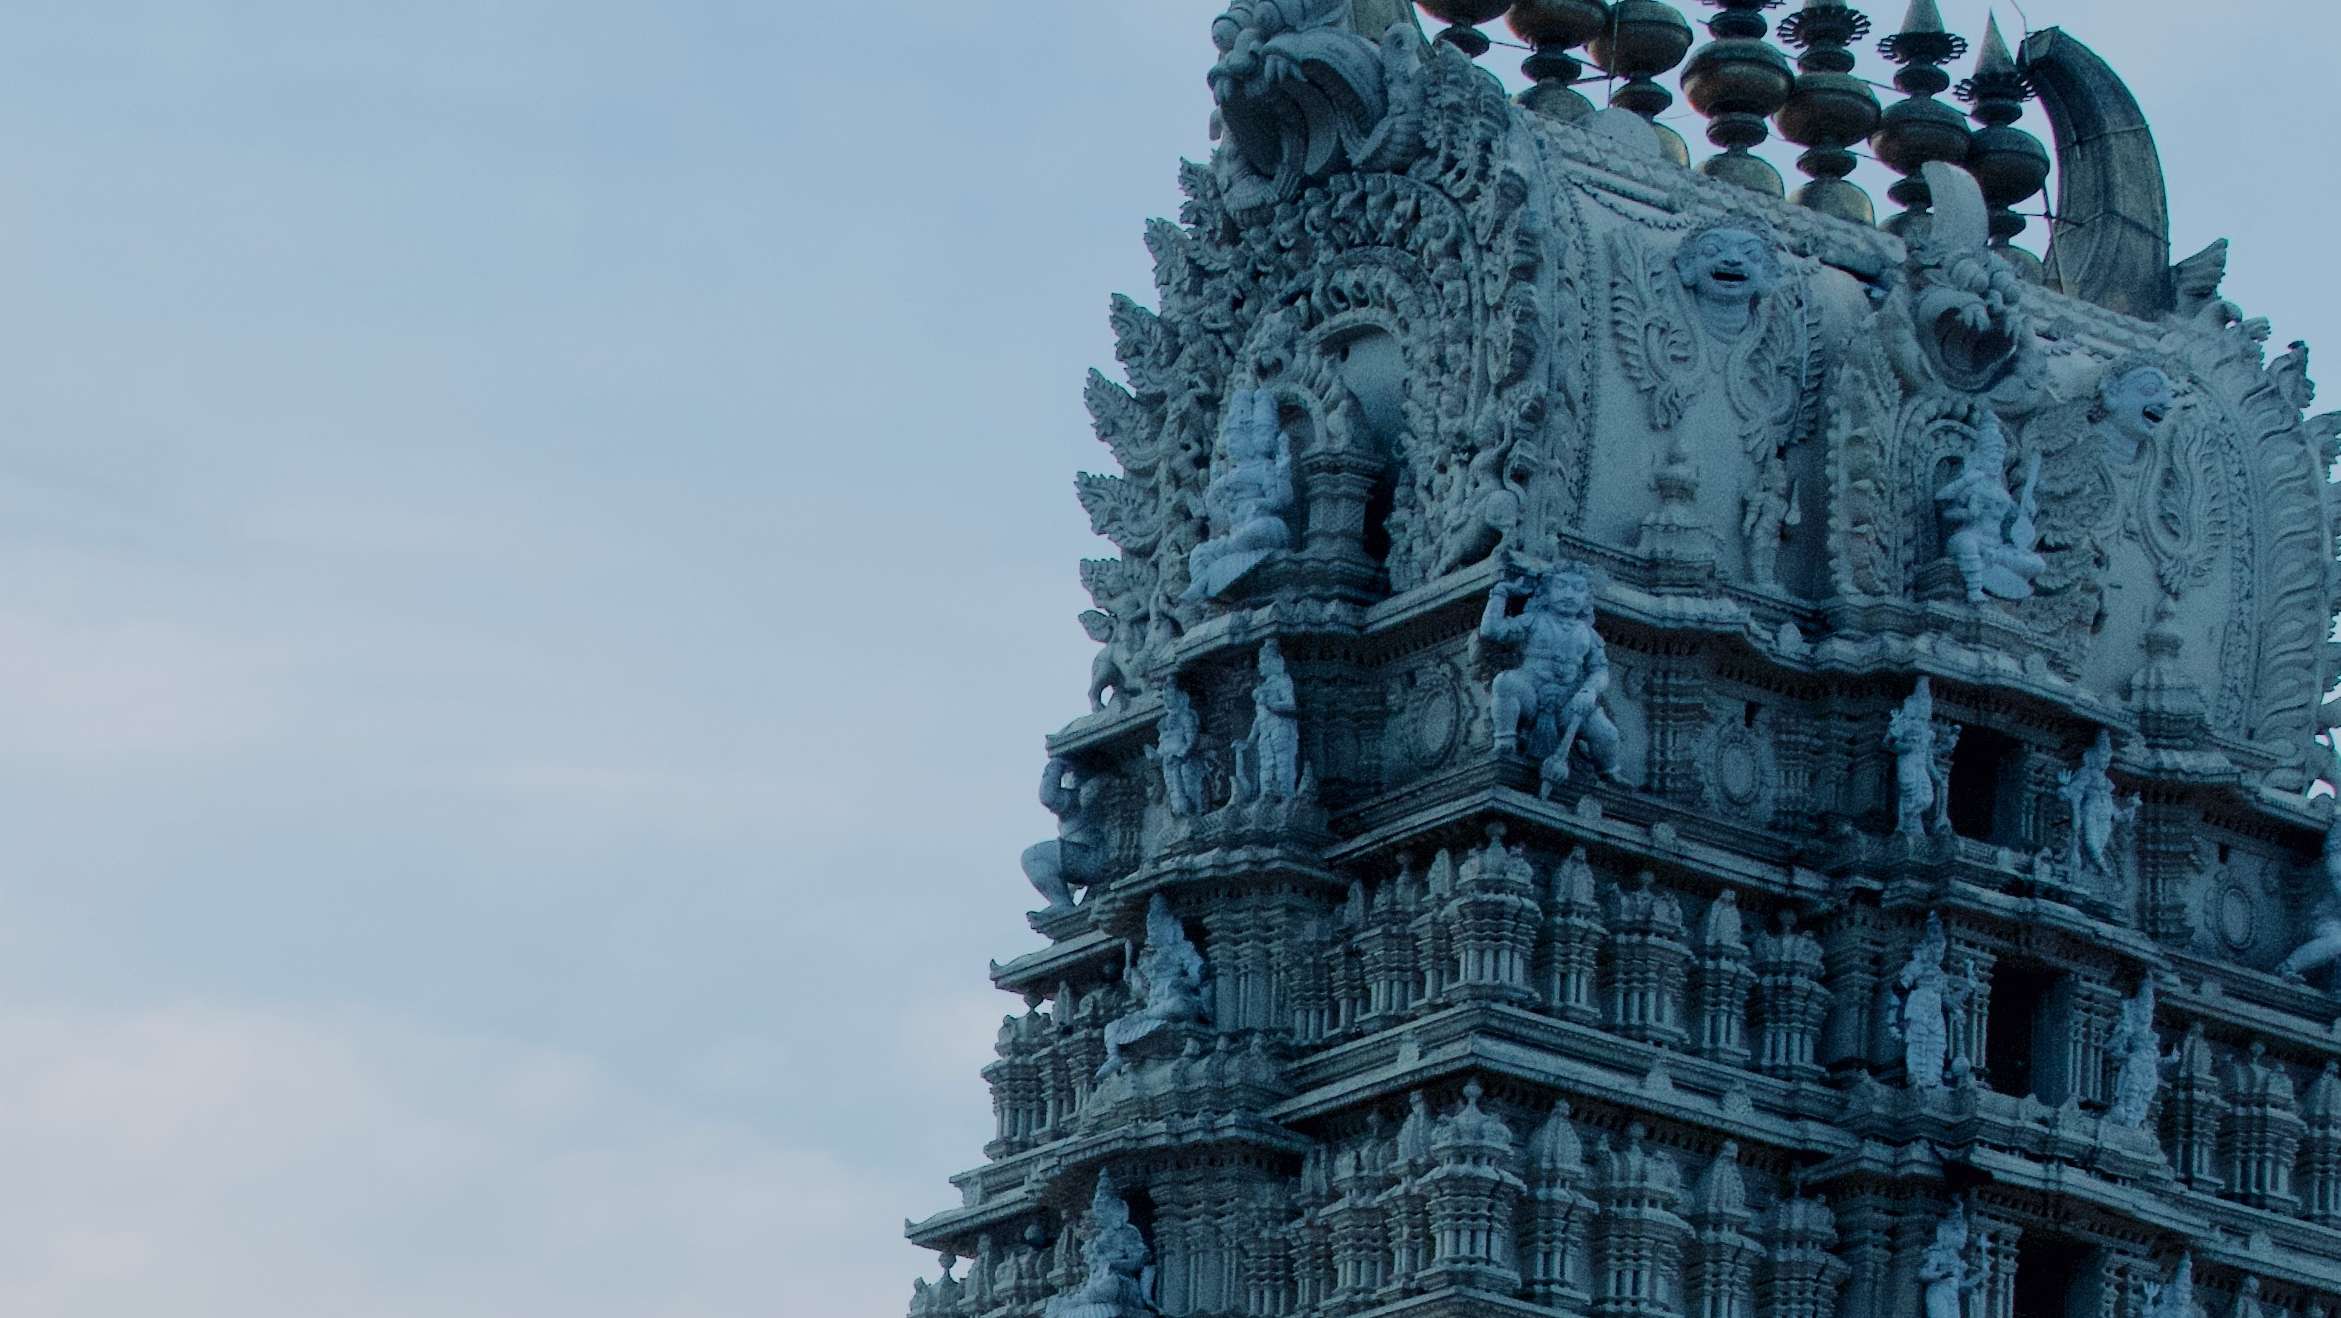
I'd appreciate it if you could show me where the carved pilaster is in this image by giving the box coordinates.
[2302,1063,2341,1226]
[1446,826,1541,1005]
[1685,1144,1759,1318]
[1644,652,1711,804]
[2164,1024,2228,1191]
[1757,1195,1846,1318]
[2136,792,2205,944]
[1606,871,1692,1048]
[1523,1101,1597,1311]
[1692,891,1757,1067]
[1419,1083,1525,1294]
[1542,846,1608,1026]
[1754,913,1831,1083]
[1591,1125,1691,1318]
[1820,904,1889,1072]
[2223,1042,2305,1212]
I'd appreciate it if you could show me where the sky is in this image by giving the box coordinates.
[0,2,2332,1315]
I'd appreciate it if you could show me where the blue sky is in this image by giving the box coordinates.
[0,2,2331,1314]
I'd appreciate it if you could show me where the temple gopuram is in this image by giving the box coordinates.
[902,3,2341,1315]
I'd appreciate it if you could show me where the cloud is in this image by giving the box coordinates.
[0,1000,927,1318]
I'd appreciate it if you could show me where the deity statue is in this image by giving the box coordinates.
[2169,239,2273,354]
[1672,221,1784,339]
[1230,640,1301,803]
[2029,359,2181,641]
[1885,679,1950,842]
[1183,389,1296,602]
[1917,1201,1983,1318]
[1044,1172,1155,1318]
[2058,730,2139,878]
[1935,411,2046,604]
[2278,805,2341,988]
[1101,894,1210,1076]
[1148,684,1209,817]
[1479,556,1623,795]
[1892,913,1975,1089]
[2141,1254,2200,1318]
[1741,446,1799,588]
[2105,979,2163,1128]
[1023,757,1109,915]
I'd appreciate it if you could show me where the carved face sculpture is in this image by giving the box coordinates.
[2100,366,2175,448]
[1532,568,1594,621]
[1673,227,1782,309]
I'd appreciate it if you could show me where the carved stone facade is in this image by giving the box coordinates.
[906,6,2341,1317]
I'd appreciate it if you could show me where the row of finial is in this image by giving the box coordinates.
[1414,0,2049,261]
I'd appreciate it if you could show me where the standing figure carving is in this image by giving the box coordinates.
[1184,389,1296,602]
[2278,806,2341,988]
[1741,447,1799,589]
[1892,913,1974,1089]
[1230,640,1301,803]
[2141,1254,2200,1318]
[1918,1201,1983,1318]
[2059,730,2139,878]
[1044,1172,1155,1318]
[1023,757,1109,915]
[2106,979,2164,1128]
[1935,411,2045,603]
[1150,685,1209,817]
[1886,679,1949,843]
[1479,556,1622,796]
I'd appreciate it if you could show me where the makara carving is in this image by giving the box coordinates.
[1207,0,1418,213]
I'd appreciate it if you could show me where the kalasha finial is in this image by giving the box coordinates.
[1681,0,1797,196]
[1590,1,1697,164]
[1775,0,1881,224]
[1418,0,1516,56]
[1956,15,2050,280]
[1508,1,1611,122]
[1870,0,1970,236]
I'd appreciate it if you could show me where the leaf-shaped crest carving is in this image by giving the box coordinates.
[1608,230,1698,431]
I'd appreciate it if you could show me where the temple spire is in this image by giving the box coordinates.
[1957,13,2050,279]
[1871,0,1971,235]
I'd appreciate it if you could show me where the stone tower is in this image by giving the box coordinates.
[903,4,2341,1316]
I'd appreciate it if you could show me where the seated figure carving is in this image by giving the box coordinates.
[1184,389,1296,602]
[1934,411,2045,603]
[1479,556,1622,796]
[1100,894,1209,1076]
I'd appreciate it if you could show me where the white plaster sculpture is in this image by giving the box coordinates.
[1892,913,1974,1090]
[1886,679,1947,843]
[1917,1201,1983,1318]
[1935,411,2045,603]
[1184,389,1295,602]
[1673,222,1783,340]
[1101,895,1210,1076]
[1479,557,1622,796]
[1043,1172,1155,1318]
[1023,757,1108,914]
[2106,979,2163,1128]
[1741,447,1799,589]
[2142,1254,2200,1318]
[2279,812,2341,986]
[1207,0,1415,212]
[1150,685,1209,817]
[2170,239,2273,354]
[1230,640,1301,803]
[2059,730,2139,878]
